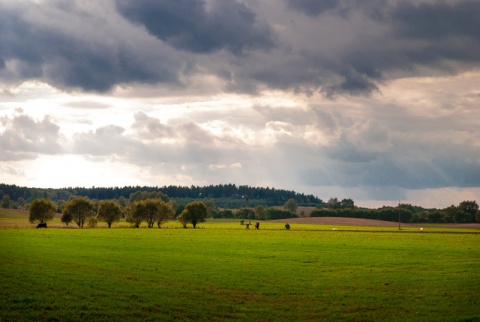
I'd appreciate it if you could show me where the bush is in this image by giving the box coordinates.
[266,208,297,220]
[87,217,98,228]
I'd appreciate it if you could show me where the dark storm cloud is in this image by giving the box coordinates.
[0,1,182,92]
[1,0,479,95]
[276,0,480,95]
[284,0,348,16]
[115,0,277,55]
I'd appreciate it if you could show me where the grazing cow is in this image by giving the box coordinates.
[36,223,47,228]
[255,222,260,230]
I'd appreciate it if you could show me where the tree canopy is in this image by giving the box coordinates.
[178,201,208,228]
[29,198,56,224]
[63,197,94,228]
[97,200,122,228]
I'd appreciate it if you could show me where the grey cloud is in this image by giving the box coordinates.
[132,111,175,139]
[0,164,25,177]
[72,125,129,156]
[269,0,480,96]
[0,112,64,160]
[392,1,480,41]
[1,0,479,96]
[0,1,183,92]
[284,0,346,17]
[115,0,277,55]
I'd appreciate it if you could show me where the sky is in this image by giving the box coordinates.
[1,0,479,208]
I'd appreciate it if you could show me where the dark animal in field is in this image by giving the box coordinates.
[36,223,47,228]
[255,222,260,229]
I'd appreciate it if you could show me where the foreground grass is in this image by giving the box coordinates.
[1,227,479,321]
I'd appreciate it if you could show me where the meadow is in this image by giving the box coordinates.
[0,210,479,321]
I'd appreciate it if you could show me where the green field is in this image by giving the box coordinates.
[1,210,479,321]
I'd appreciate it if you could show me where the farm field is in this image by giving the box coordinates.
[0,210,479,321]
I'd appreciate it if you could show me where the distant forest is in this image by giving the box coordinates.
[0,183,323,208]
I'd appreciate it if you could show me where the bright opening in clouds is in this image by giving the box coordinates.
[1,0,479,208]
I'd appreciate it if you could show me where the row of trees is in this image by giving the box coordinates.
[0,183,322,207]
[310,201,480,224]
[29,197,209,229]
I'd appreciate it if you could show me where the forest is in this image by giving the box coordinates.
[0,183,321,207]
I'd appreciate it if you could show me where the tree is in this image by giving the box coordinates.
[142,199,162,228]
[178,201,208,228]
[444,205,457,223]
[283,198,298,213]
[453,210,470,223]
[340,198,355,209]
[97,200,122,228]
[254,205,268,220]
[157,201,174,228]
[327,198,341,209]
[1,194,10,209]
[458,201,478,223]
[63,197,94,228]
[16,197,26,209]
[125,201,144,228]
[61,212,73,226]
[204,199,218,218]
[29,198,56,224]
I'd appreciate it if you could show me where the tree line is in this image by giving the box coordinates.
[0,183,322,208]
[3,184,479,225]
[27,191,301,228]
[313,199,480,224]
[29,196,210,229]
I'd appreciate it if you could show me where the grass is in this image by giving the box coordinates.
[0,209,479,321]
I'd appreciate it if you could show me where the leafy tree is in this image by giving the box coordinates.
[178,201,208,228]
[340,198,354,209]
[310,208,337,217]
[444,205,457,223]
[97,200,122,228]
[453,210,472,223]
[254,205,268,220]
[327,198,341,209]
[178,211,189,228]
[16,197,26,209]
[87,216,98,228]
[1,194,10,209]
[29,198,56,224]
[204,199,218,218]
[237,207,255,221]
[283,198,298,213]
[428,211,445,223]
[157,201,174,228]
[125,201,144,228]
[266,208,297,220]
[411,211,429,223]
[61,212,73,226]
[63,197,94,228]
[142,199,163,228]
[458,201,478,222]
